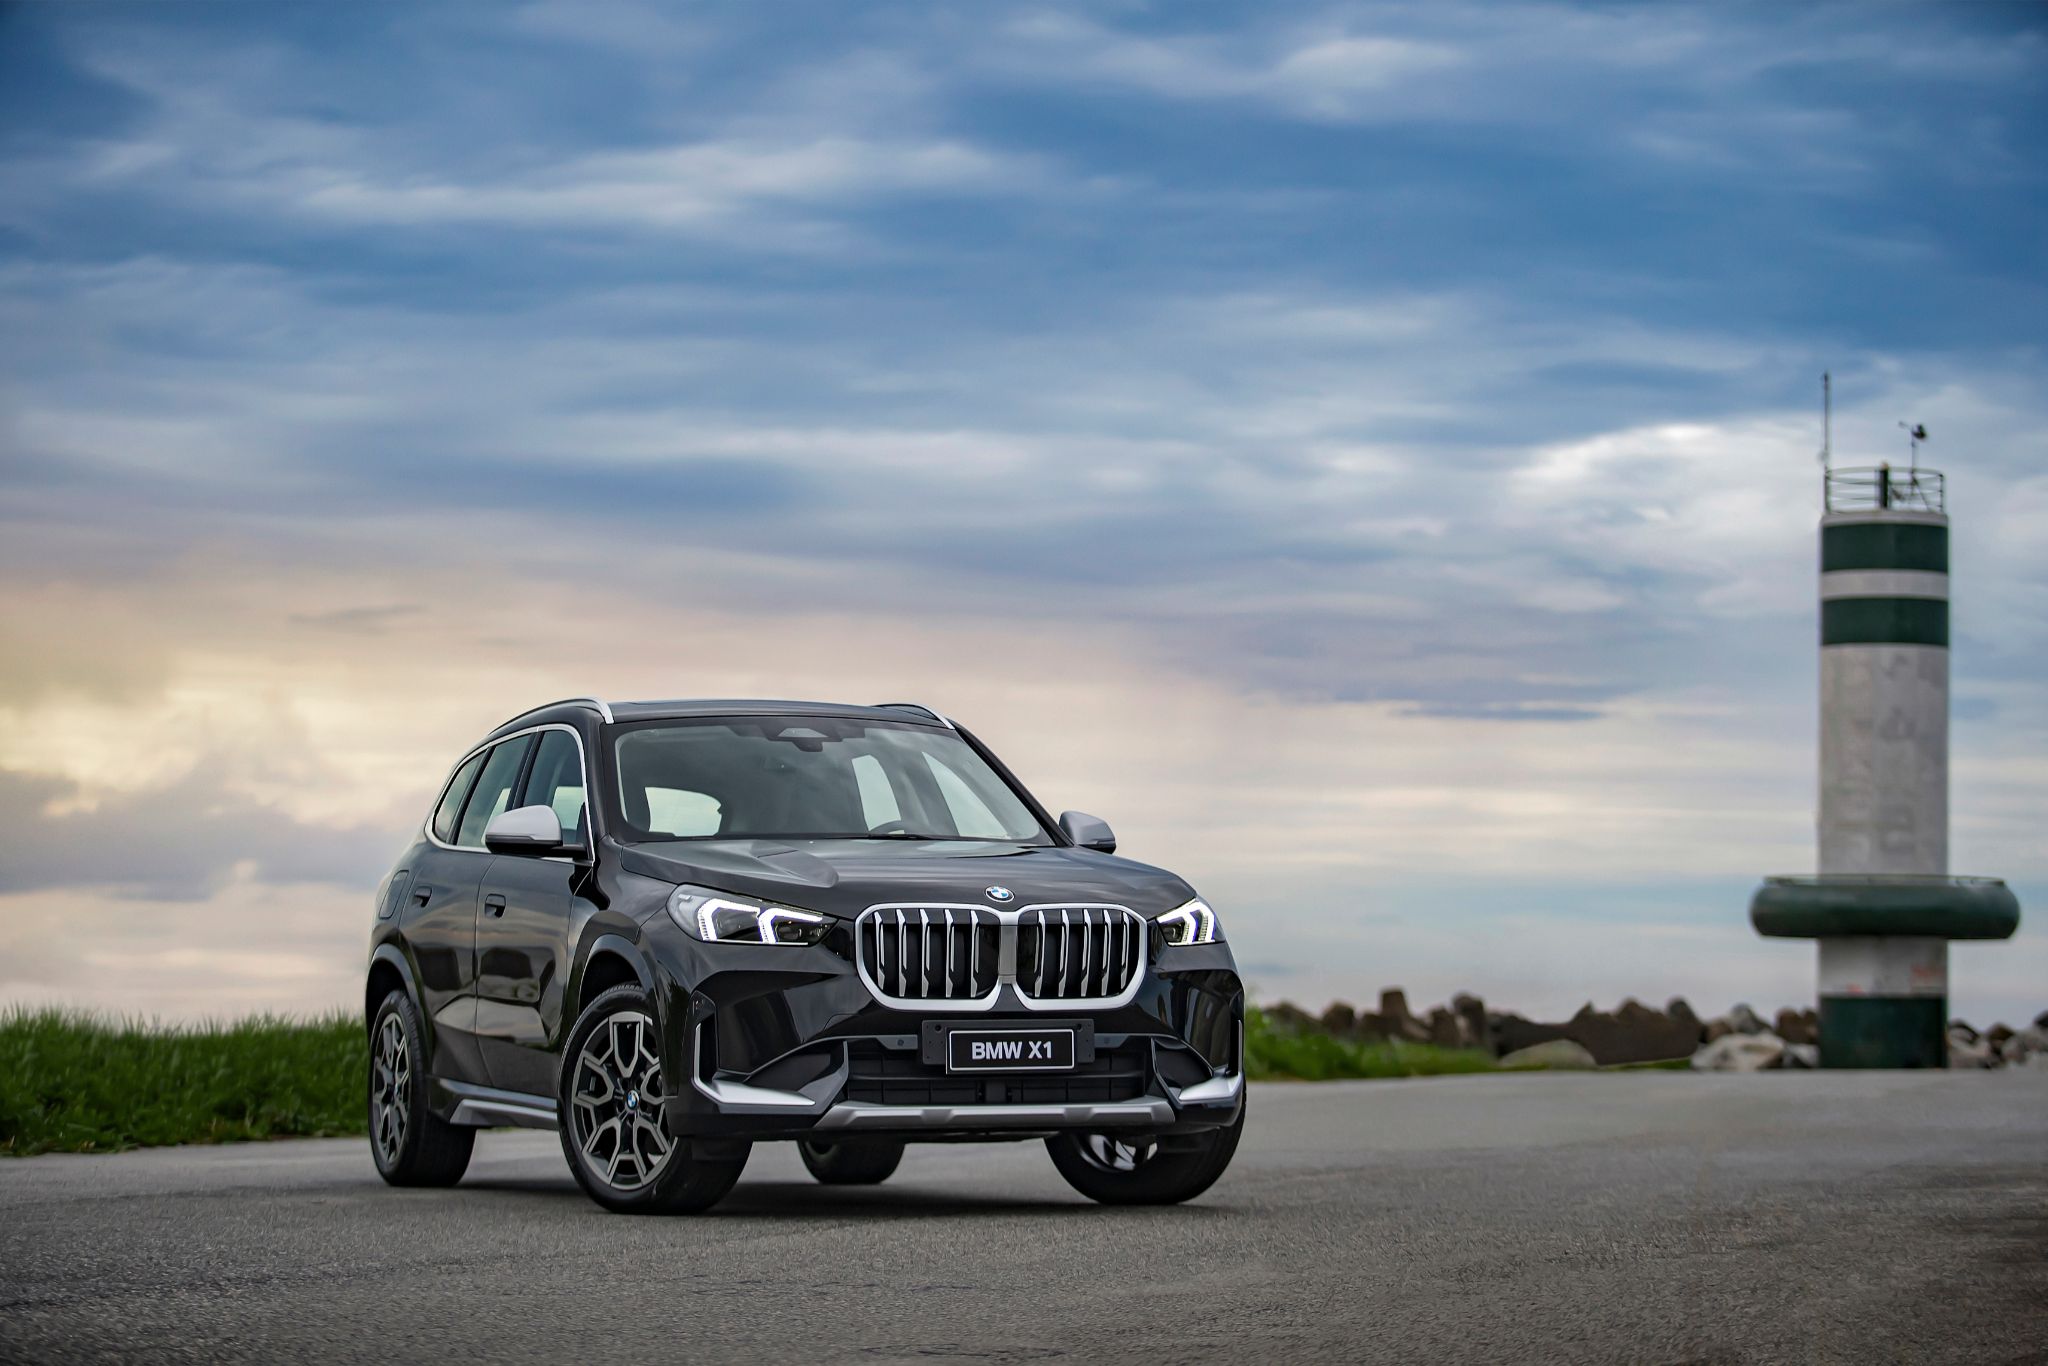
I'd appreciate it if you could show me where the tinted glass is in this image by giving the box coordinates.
[520,729,588,838]
[432,752,485,843]
[611,719,1047,843]
[454,736,533,848]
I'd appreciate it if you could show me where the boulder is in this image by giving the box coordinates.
[1948,1026,1997,1069]
[1426,1007,1465,1050]
[1999,1027,2046,1066]
[2036,1010,2048,1032]
[1378,988,1432,1044]
[1264,1002,1318,1034]
[1774,1008,1818,1046]
[1452,993,1493,1055]
[1665,997,1703,1039]
[1691,1032,1787,1072]
[1320,1003,1358,1037]
[1491,1013,1569,1057]
[1948,1019,1980,1043]
[1499,1039,1599,1070]
[1783,1042,1820,1069]
[1986,1023,2015,1049]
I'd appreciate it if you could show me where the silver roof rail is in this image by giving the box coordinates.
[497,696,614,731]
[874,702,955,728]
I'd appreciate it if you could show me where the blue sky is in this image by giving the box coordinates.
[2,2,2044,1024]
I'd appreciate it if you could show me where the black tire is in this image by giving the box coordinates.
[558,985,750,1215]
[369,989,475,1187]
[1045,1095,1245,1206]
[797,1137,905,1185]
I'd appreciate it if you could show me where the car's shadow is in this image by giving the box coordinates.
[455,1175,1235,1221]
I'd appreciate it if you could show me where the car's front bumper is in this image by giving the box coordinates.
[642,932,1244,1142]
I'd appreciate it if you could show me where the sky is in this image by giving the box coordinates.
[1,1,2043,1027]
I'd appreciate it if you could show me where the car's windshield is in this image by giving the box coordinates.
[608,717,1051,844]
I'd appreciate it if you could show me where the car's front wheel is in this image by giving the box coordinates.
[1045,1096,1244,1206]
[798,1137,904,1185]
[369,990,475,1187]
[558,985,750,1214]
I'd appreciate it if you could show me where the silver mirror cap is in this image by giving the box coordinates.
[484,804,567,855]
[1058,810,1116,854]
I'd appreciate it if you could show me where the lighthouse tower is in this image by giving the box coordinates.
[1751,422,2020,1067]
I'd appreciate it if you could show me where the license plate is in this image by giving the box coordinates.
[946,1028,1076,1073]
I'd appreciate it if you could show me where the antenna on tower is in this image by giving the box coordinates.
[1819,372,1831,469]
[1898,420,1928,473]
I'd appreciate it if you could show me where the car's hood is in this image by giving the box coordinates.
[614,838,1194,919]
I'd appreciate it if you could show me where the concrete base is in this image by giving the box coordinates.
[1819,995,1948,1069]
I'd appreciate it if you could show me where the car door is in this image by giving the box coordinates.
[409,734,533,1086]
[475,725,590,1098]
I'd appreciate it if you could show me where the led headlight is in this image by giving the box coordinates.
[667,885,830,946]
[1156,897,1222,946]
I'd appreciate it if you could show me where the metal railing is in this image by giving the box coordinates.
[1825,465,1944,514]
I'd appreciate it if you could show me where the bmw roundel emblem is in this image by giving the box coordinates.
[984,885,1014,903]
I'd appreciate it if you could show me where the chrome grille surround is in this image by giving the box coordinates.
[855,905,1005,1011]
[1015,904,1147,1010]
[854,901,1147,1012]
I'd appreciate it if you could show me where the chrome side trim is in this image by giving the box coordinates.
[497,696,613,729]
[423,722,591,855]
[444,1081,559,1130]
[814,1099,1173,1131]
[872,702,956,729]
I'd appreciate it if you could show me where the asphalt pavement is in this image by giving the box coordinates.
[3,1069,2044,1364]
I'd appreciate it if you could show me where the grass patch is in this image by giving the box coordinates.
[0,1008,367,1156]
[1245,1007,1499,1081]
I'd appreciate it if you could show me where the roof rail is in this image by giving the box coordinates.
[874,702,955,728]
[497,696,614,731]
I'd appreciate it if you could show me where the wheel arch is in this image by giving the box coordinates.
[365,944,421,1038]
[574,933,654,1021]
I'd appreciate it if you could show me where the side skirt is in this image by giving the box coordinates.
[435,1077,559,1130]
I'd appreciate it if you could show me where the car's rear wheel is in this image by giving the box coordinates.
[558,985,750,1214]
[1045,1096,1244,1205]
[369,990,475,1187]
[797,1137,904,1185]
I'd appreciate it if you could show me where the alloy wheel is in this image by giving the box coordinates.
[568,1010,674,1192]
[372,1013,411,1167]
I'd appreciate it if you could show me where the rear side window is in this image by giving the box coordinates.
[454,737,534,849]
[520,730,588,838]
[432,752,486,843]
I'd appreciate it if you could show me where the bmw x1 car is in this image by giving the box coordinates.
[365,698,1244,1214]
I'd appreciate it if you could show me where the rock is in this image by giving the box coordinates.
[2035,1010,2048,1032]
[1550,999,1699,1066]
[1491,1013,1569,1057]
[1666,997,1703,1038]
[1378,988,1432,1044]
[1320,1003,1357,1037]
[1499,1039,1599,1070]
[1783,1042,1820,1069]
[1426,1007,1464,1050]
[1986,1023,2015,1048]
[1948,1025,1997,1069]
[1999,1027,2047,1066]
[1452,993,1493,1055]
[1264,1002,1318,1034]
[1774,1008,1818,1046]
[1691,1032,1787,1072]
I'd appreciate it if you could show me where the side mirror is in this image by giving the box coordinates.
[1059,810,1117,854]
[484,804,567,856]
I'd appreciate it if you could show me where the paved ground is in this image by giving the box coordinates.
[2,1070,2045,1365]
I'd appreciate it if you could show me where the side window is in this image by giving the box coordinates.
[520,730,587,837]
[921,752,1006,838]
[432,752,486,844]
[851,754,901,829]
[454,736,533,849]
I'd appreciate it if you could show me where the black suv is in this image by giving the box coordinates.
[366,698,1244,1214]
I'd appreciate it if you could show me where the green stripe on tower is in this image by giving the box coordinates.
[1821,521,1948,573]
[1821,597,1949,647]
[1818,996,1947,1068]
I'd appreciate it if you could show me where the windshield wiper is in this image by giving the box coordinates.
[852,830,949,840]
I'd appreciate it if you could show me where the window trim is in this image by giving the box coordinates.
[430,750,487,846]
[424,723,593,854]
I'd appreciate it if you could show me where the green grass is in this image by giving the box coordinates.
[1244,1007,1500,1081]
[0,1008,368,1156]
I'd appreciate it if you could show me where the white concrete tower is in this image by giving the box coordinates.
[1754,459,2018,1066]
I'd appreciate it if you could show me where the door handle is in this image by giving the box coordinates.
[412,887,433,906]
[484,894,507,917]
